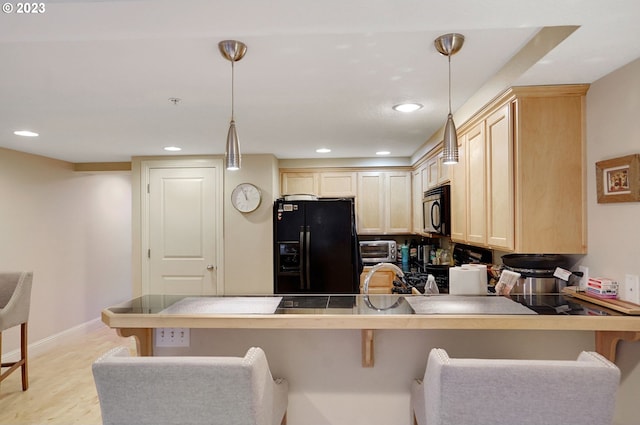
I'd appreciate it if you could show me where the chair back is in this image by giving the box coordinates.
[422,348,620,425]
[0,272,33,331]
[92,346,287,425]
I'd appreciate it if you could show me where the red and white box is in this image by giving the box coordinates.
[587,278,618,299]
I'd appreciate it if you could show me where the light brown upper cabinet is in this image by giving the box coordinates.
[413,148,450,235]
[357,171,412,235]
[412,169,422,233]
[280,169,412,235]
[485,104,514,250]
[280,172,319,196]
[319,172,357,197]
[422,149,450,191]
[465,122,487,245]
[425,155,439,189]
[449,84,589,254]
[280,171,356,198]
[449,139,466,242]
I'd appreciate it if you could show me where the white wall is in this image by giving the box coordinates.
[581,57,640,425]
[223,154,280,294]
[0,148,132,355]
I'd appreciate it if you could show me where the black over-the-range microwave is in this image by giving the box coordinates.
[422,184,451,236]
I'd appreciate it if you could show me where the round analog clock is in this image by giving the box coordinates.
[231,183,262,213]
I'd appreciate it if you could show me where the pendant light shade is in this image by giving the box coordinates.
[219,40,247,170]
[434,33,464,165]
[226,120,240,170]
[442,113,458,164]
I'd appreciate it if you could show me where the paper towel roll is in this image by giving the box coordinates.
[449,266,485,295]
[466,264,488,287]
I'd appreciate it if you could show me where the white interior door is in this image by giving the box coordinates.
[147,166,219,295]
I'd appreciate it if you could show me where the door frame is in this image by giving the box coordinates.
[133,158,224,296]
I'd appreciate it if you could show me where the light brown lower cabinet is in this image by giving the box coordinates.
[359,268,394,294]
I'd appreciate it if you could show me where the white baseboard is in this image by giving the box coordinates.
[2,317,104,362]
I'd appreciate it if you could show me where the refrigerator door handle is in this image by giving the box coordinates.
[299,227,305,290]
[305,225,311,290]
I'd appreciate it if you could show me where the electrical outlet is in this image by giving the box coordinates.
[621,274,640,304]
[578,265,589,290]
[155,328,190,347]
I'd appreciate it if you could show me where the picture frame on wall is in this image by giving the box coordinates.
[596,154,640,203]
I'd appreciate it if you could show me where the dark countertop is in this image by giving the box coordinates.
[106,293,622,316]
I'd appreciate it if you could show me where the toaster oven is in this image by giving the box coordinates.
[359,240,397,264]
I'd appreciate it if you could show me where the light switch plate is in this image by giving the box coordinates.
[578,266,589,290]
[621,274,640,304]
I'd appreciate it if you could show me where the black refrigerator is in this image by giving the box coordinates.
[273,198,361,294]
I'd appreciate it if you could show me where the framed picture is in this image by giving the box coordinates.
[596,154,640,203]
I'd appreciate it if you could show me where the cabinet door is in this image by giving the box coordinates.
[437,151,450,185]
[357,172,385,234]
[486,104,514,250]
[421,164,429,194]
[449,139,466,242]
[319,172,357,197]
[386,171,412,233]
[281,172,319,196]
[466,123,487,245]
[426,156,439,188]
[412,169,422,233]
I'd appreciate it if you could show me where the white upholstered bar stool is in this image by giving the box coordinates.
[411,348,620,425]
[92,346,288,425]
[0,271,33,391]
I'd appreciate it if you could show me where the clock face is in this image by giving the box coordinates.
[231,183,262,213]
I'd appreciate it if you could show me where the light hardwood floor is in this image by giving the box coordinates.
[0,325,136,424]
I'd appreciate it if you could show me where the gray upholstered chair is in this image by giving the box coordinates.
[0,271,33,391]
[411,348,620,425]
[92,346,288,425]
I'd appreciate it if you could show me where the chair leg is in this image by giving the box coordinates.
[280,411,287,425]
[21,322,28,391]
[0,324,29,391]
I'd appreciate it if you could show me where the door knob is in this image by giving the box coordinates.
[207,265,215,271]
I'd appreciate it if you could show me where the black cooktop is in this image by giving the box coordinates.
[275,294,620,316]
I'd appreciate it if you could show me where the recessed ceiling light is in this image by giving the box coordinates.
[316,148,331,153]
[376,151,391,156]
[14,130,39,137]
[392,103,423,113]
[163,146,182,152]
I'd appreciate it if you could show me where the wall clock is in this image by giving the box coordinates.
[231,183,262,213]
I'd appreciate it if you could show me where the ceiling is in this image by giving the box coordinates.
[1,0,639,164]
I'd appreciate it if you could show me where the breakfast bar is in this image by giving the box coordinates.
[102,293,640,365]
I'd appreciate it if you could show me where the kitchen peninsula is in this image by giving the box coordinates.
[102,293,640,365]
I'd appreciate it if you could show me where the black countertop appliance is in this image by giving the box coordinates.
[273,198,361,294]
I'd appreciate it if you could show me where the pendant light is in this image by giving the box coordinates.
[218,40,247,170]
[434,33,464,165]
